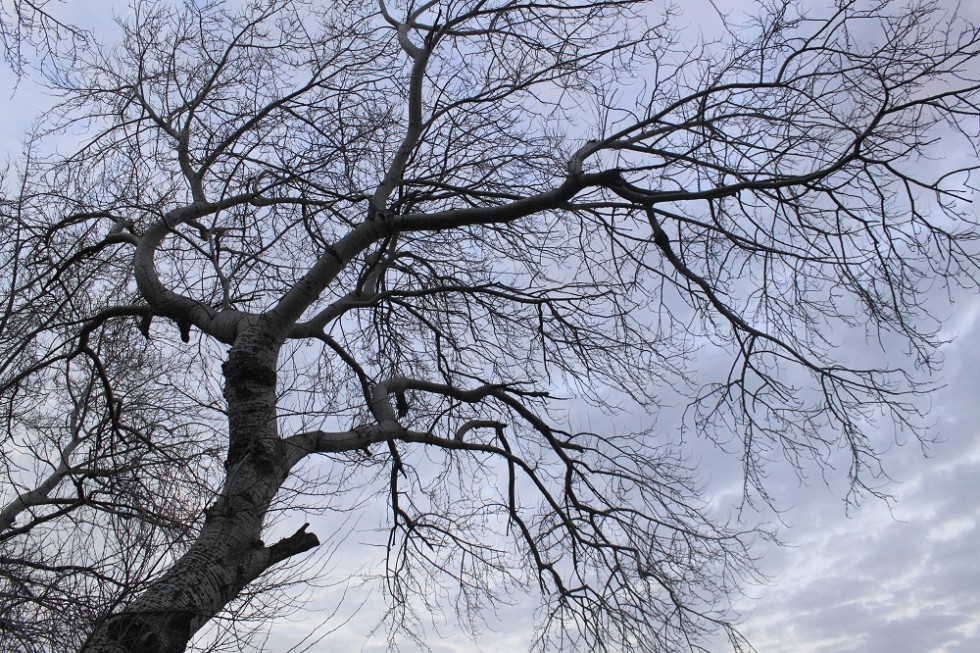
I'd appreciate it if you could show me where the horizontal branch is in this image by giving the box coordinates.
[282,424,399,469]
[266,523,319,566]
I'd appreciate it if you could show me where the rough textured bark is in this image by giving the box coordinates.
[81,326,307,653]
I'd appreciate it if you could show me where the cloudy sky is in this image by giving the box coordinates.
[2,1,979,652]
[735,298,980,653]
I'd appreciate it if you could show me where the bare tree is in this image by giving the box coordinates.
[1,0,88,77]
[2,0,980,651]
[0,160,222,651]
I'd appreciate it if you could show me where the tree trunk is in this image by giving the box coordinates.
[80,329,316,653]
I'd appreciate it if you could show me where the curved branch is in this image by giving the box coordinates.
[132,196,257,343]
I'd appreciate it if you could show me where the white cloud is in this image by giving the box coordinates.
[736,297,980,653]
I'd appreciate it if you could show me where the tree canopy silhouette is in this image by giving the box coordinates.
[2,0,980,651]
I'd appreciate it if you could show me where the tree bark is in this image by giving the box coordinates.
[80,326,312,653]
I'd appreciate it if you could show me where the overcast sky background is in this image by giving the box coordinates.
[2,1,980,652]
